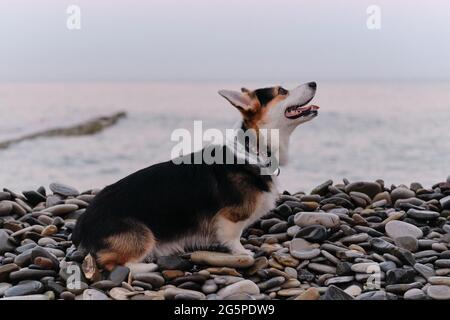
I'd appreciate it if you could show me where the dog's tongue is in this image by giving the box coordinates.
[310,105,320,110]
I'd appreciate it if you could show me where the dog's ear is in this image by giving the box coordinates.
[218,90,253,111]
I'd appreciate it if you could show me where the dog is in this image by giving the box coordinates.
[72,82,319,270]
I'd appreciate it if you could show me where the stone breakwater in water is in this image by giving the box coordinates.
[1,178,450,300]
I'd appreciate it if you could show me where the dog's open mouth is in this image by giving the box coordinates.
[285,104,320,119]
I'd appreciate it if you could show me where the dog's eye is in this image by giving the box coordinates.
[278,87,288,95]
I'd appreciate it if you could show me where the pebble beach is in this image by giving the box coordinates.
[1,177,450,300]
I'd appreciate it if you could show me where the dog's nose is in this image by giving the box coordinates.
[308,82,317,89]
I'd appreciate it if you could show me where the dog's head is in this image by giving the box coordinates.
[219,82,319,166]
[219,82,318,132]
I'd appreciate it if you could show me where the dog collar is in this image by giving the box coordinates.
[224,124,280,176]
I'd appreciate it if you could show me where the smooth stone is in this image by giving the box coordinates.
[380,261,397,273]
[272,252,299,267]
[4,280,44,297]
[2,200,26,216]
[217,280,259,298]
[394,236,419,252]
[247,257,268,275]
[436,269,450,276]
[339,233,369,244]
[268,222,288,234]
[440,195,450,210]
[163,287,205,300]
[289,238,321,260]
[0,294,50,300]
[336,262,353,276]
[294,212,340,228]
[261,218,282,231]
[414,263,435,279]
[310,180,333,196]
[41,225,58,236]
[386,282,422,294]
[308,263,336,274]
[67,281,88,295]
[428,285,450,300]
[0,192,12,201]
[91,280,117,290]
[350,191,372,205]
[435,259,450,268]
[277,288,304,297]
[287,225,301,237]
[49,183,79,197]
[391,187,415,203]
[322,285,354,300]
[428,276,450,286]
[201,279,218,294]
[45,204,78,216]
[109,266,130,285]
[109,287,132,300]
[9,268,56,281]
[298,269,315,282]
[190,251,254,268]
[257,276,285,291]
[404,288,427,300]
[294,287,320,300]
[223,293,255,300]
[60,291,76,300]
[432,243,448,252]
[31,246,59,268]
[345,182,382,199]
[414,250,439,259]
[295,225,328,242]
[351,262,379,273]
[162,270,184,280]
[407,209,440,220]
[0,283,12,297]
[127,262,158,275]
[23,190,46,206]
[356,291,398,300]
[132,273,165,288]
[370,238,396,253]
[37,237,57,247]
[203,267,237,276]
[284,267,298,279]
[0,263,20,282]
[212,275,244,286]
[82,289,110,300]
[0,230,16,254]
[0,202,13,216]
[324,276,354,286]
[386,220,423,239]
[386,268,416,284]
[344,285,362,297]
[373,191,392,205]
[321,250,340,265]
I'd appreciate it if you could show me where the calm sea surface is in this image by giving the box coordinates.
[0,81,449,193]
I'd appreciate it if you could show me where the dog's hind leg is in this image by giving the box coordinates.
[96,223,156,271]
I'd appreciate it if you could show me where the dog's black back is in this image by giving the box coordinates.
[72,145,272,255]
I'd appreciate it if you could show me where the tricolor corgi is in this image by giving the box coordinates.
[72,82,319,270]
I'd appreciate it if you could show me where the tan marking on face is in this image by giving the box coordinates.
[242,87,289,131]
[97,225,156,271]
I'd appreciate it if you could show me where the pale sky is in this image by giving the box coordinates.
[1,0,450,81]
